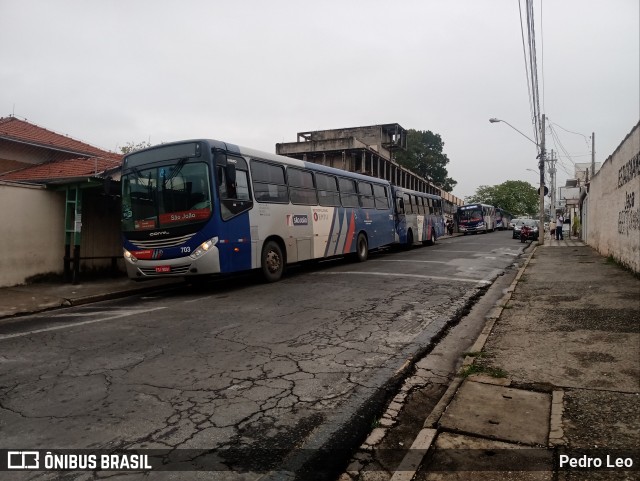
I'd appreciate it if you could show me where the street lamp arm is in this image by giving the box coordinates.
[489,118,540,148]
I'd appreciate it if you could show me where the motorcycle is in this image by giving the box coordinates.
[520,224,536,243]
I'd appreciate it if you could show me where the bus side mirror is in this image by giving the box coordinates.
[398,199,404,211]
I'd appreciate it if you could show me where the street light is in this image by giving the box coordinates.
[489,118,539,147]
[490,117,546,244]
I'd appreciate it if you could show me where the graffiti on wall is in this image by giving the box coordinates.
[617,152,640,236]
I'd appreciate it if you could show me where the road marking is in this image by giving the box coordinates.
[0,307,167,341]
[314,271,491,285]
[183,296,213,303]
[374,259,449,264]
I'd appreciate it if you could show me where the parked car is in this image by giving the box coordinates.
[513,219,539,240]
[509,218,525,230]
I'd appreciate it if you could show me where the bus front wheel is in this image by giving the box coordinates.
[261,240,284,282]
[355,233,368,262]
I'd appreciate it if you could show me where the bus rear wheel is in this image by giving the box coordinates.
[261,240,284,282]
[355,233,368,262]
[405,230,414,249]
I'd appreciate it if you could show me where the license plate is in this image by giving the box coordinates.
[155,266,171,273]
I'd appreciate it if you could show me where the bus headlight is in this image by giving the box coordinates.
[190,237,218,259]
[123,249,138,263]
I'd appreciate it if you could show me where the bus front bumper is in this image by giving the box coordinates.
[124,247,221,279]
[459,223,485,233]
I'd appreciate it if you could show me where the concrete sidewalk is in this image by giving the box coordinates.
[0,275,183,320]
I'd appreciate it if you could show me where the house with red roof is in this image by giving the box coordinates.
[0,116,124,286]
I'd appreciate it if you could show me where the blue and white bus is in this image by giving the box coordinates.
[121,139,396,282]
[392,186,446,247]
[456,203,496,234]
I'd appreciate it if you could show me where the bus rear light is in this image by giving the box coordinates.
[190,237,218,259]
[233,247,240,252]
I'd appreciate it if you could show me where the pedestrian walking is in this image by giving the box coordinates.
[556,214,564,240]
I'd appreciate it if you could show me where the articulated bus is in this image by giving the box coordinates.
[456,203,496,234]
[121,139,396,282]
[495,208,512,230]
[392,186,446,247]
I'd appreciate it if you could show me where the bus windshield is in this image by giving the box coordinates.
[458,207,483,222]
[121,161,212,231]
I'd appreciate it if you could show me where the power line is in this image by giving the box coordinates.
[518,0,535,137]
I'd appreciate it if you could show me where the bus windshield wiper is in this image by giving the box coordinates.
[164,157,188,185]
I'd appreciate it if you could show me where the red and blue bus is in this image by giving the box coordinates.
[456,203,496,234]
[392,186,446,247]
[121,139,396,282]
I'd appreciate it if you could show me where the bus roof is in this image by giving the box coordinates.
[124,138,392,186]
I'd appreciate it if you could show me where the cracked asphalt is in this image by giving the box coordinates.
[0,232,526,480]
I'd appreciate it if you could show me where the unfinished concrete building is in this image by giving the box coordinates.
[275,123,445,194]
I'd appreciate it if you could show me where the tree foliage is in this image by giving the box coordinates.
[466,180,538,217]
[119,140,152,154]
[394,129,457,192]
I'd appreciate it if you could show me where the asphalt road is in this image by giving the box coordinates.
[0,231,528,481]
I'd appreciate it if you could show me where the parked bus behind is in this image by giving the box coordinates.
[392,186,446,247]
[456,203,496,234]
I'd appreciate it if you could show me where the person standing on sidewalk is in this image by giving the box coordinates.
[550,218,556,238]
[556,213,564,240]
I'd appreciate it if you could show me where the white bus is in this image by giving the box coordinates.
[121,139,396,282]
[456,203,496,234]
[392,186,446,246]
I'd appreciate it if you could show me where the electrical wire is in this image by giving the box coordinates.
[518,0,535,136]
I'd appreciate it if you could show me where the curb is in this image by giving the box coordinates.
[387,243,539,480]
[0,280,185,322]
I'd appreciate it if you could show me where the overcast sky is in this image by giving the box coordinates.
[1,0,638,199]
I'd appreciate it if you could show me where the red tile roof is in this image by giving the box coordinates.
[0,116,118,158]
[0,116,123,183]
[0,156,122,182]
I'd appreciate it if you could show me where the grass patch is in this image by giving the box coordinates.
[459,364,507,379]
[462,351,487,358]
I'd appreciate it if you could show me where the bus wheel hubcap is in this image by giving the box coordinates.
[267,251,280,272]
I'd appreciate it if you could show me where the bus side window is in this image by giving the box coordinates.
[403,194,411,214]
[358,182,375,208]
[288,168,318,206]
[251,160,288,203]
[339,178,359,208]
[317,173,340,207]
[374,184,389,210]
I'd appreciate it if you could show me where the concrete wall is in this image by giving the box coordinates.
[0,182,65,286]
[585,122,640,273]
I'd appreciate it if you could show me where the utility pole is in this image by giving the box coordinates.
[591,132,596,178]
[538,114,546,245]
[549,150,557,215]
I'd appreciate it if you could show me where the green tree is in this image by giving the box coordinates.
[119,140,152,154]
[466,180,538,217]
[394,129,457,192]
